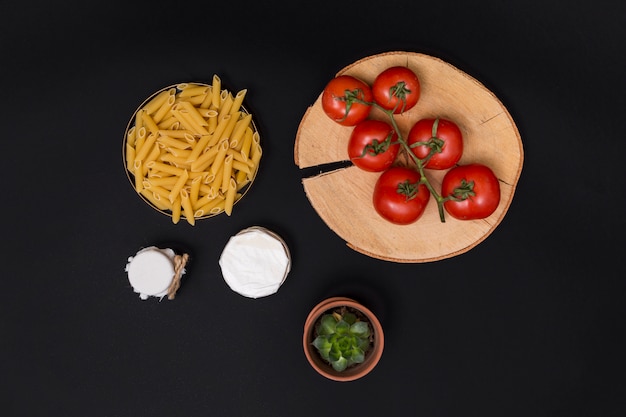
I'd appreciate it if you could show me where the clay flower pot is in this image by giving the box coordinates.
[303,296,384,381]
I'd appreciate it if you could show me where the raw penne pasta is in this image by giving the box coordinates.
[168,169,189,203]
[211,75,221,108]
[171,194,182,224]
[221,154,234,193]
[171,108,210,135]
[194,194,225,217]
[210,139,230,175]
[190,144,220,172]
[126,143,136,171]
[157,116,179,130]
[140,188,170,211]
[158,129,195,139]
[229,113,252,148]
[142,111,160,135]
[217,92,233,121]
[206,114,232,148]
[134,133,158,162]
[178,85,209,98]
[153,93,176,124]
[224,178,238,216]
[239,127,253,160]
[125,78,262,224]
[189,175,202,207]
[177,100,209,127]
[180,189,195,226]
[230,89,247,115]
[143,89,171,115]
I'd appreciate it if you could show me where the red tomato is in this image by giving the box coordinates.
[407,118,464,170]
[321,75,373,126]
[348,119,400,172]
[372,66,420,114]
[373,166,430,225]
[442,164,501,220]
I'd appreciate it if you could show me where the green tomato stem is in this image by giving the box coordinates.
[351,97,448,222]
[373,103,447,223]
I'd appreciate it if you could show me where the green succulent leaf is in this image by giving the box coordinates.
[335,320,351,335]
[318,314,337,335]
[351,347,365,364]
[312,336,332,359]
[343,312,357,325]
[329,348,342,363]
[350,321,370,337]
[358,338,371,352]
[332,357,349,372]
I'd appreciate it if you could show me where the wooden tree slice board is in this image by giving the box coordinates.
[294,51,524,263]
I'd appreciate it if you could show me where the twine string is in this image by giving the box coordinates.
[167,253,189,300]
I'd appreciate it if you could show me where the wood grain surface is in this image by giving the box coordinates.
[295,51,524,263]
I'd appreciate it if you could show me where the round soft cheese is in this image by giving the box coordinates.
[219,227,291,298]
[126,247,177,300]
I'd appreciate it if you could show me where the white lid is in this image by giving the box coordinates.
[126,247,177,300]
[219,227,291,298]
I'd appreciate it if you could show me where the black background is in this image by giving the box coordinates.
[2,1,626,416]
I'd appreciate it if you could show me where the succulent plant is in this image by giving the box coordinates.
[311,309,372,372]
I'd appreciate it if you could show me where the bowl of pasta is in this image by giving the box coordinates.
[123,77,262,225]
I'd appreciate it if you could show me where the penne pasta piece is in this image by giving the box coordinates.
[210,139,230,175]
[235,172,250,190]
[126,143,136,171]
[211,74,221,108]
[177,100,209,127]
[157,116,179,130]
[230,89,247,115]
[197,108,218,118]
[195,194,225,217]
[171,107,210,135]
[134,132,157,162]
[144,140,162,165]
[156,135,192,149]
[143,89,170,115]
[166,147,192,158]
[239,127,253,160]
[229,113,252,148]
[189,175,202,207]
[224,177,238,216]
[146,176,179,187]
[158,129,195,139]
[178,85,209,98]
[217,91,233,121]
[180,189,195,226]
[153,93,176,124]
[205,114,231,148]
[169,169,189,203]
[126,125,137,147]
[134,160,144,192]
[142,111,160,135]
[171,194,182,224]
[134,109,145,133]
[140,189,169,211]
[221,154,234,193]
[190,144,220,172]
[146,161,186,177]
[200,85,214,108]
[185,134,212,163]
[232,159,251,174]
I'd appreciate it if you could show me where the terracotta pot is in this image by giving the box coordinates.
[303,296,384,381]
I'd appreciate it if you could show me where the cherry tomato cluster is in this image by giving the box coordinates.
[321,66,501,225]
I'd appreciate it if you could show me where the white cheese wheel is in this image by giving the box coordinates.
[125,247,179,300]
[219,227,291,298]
